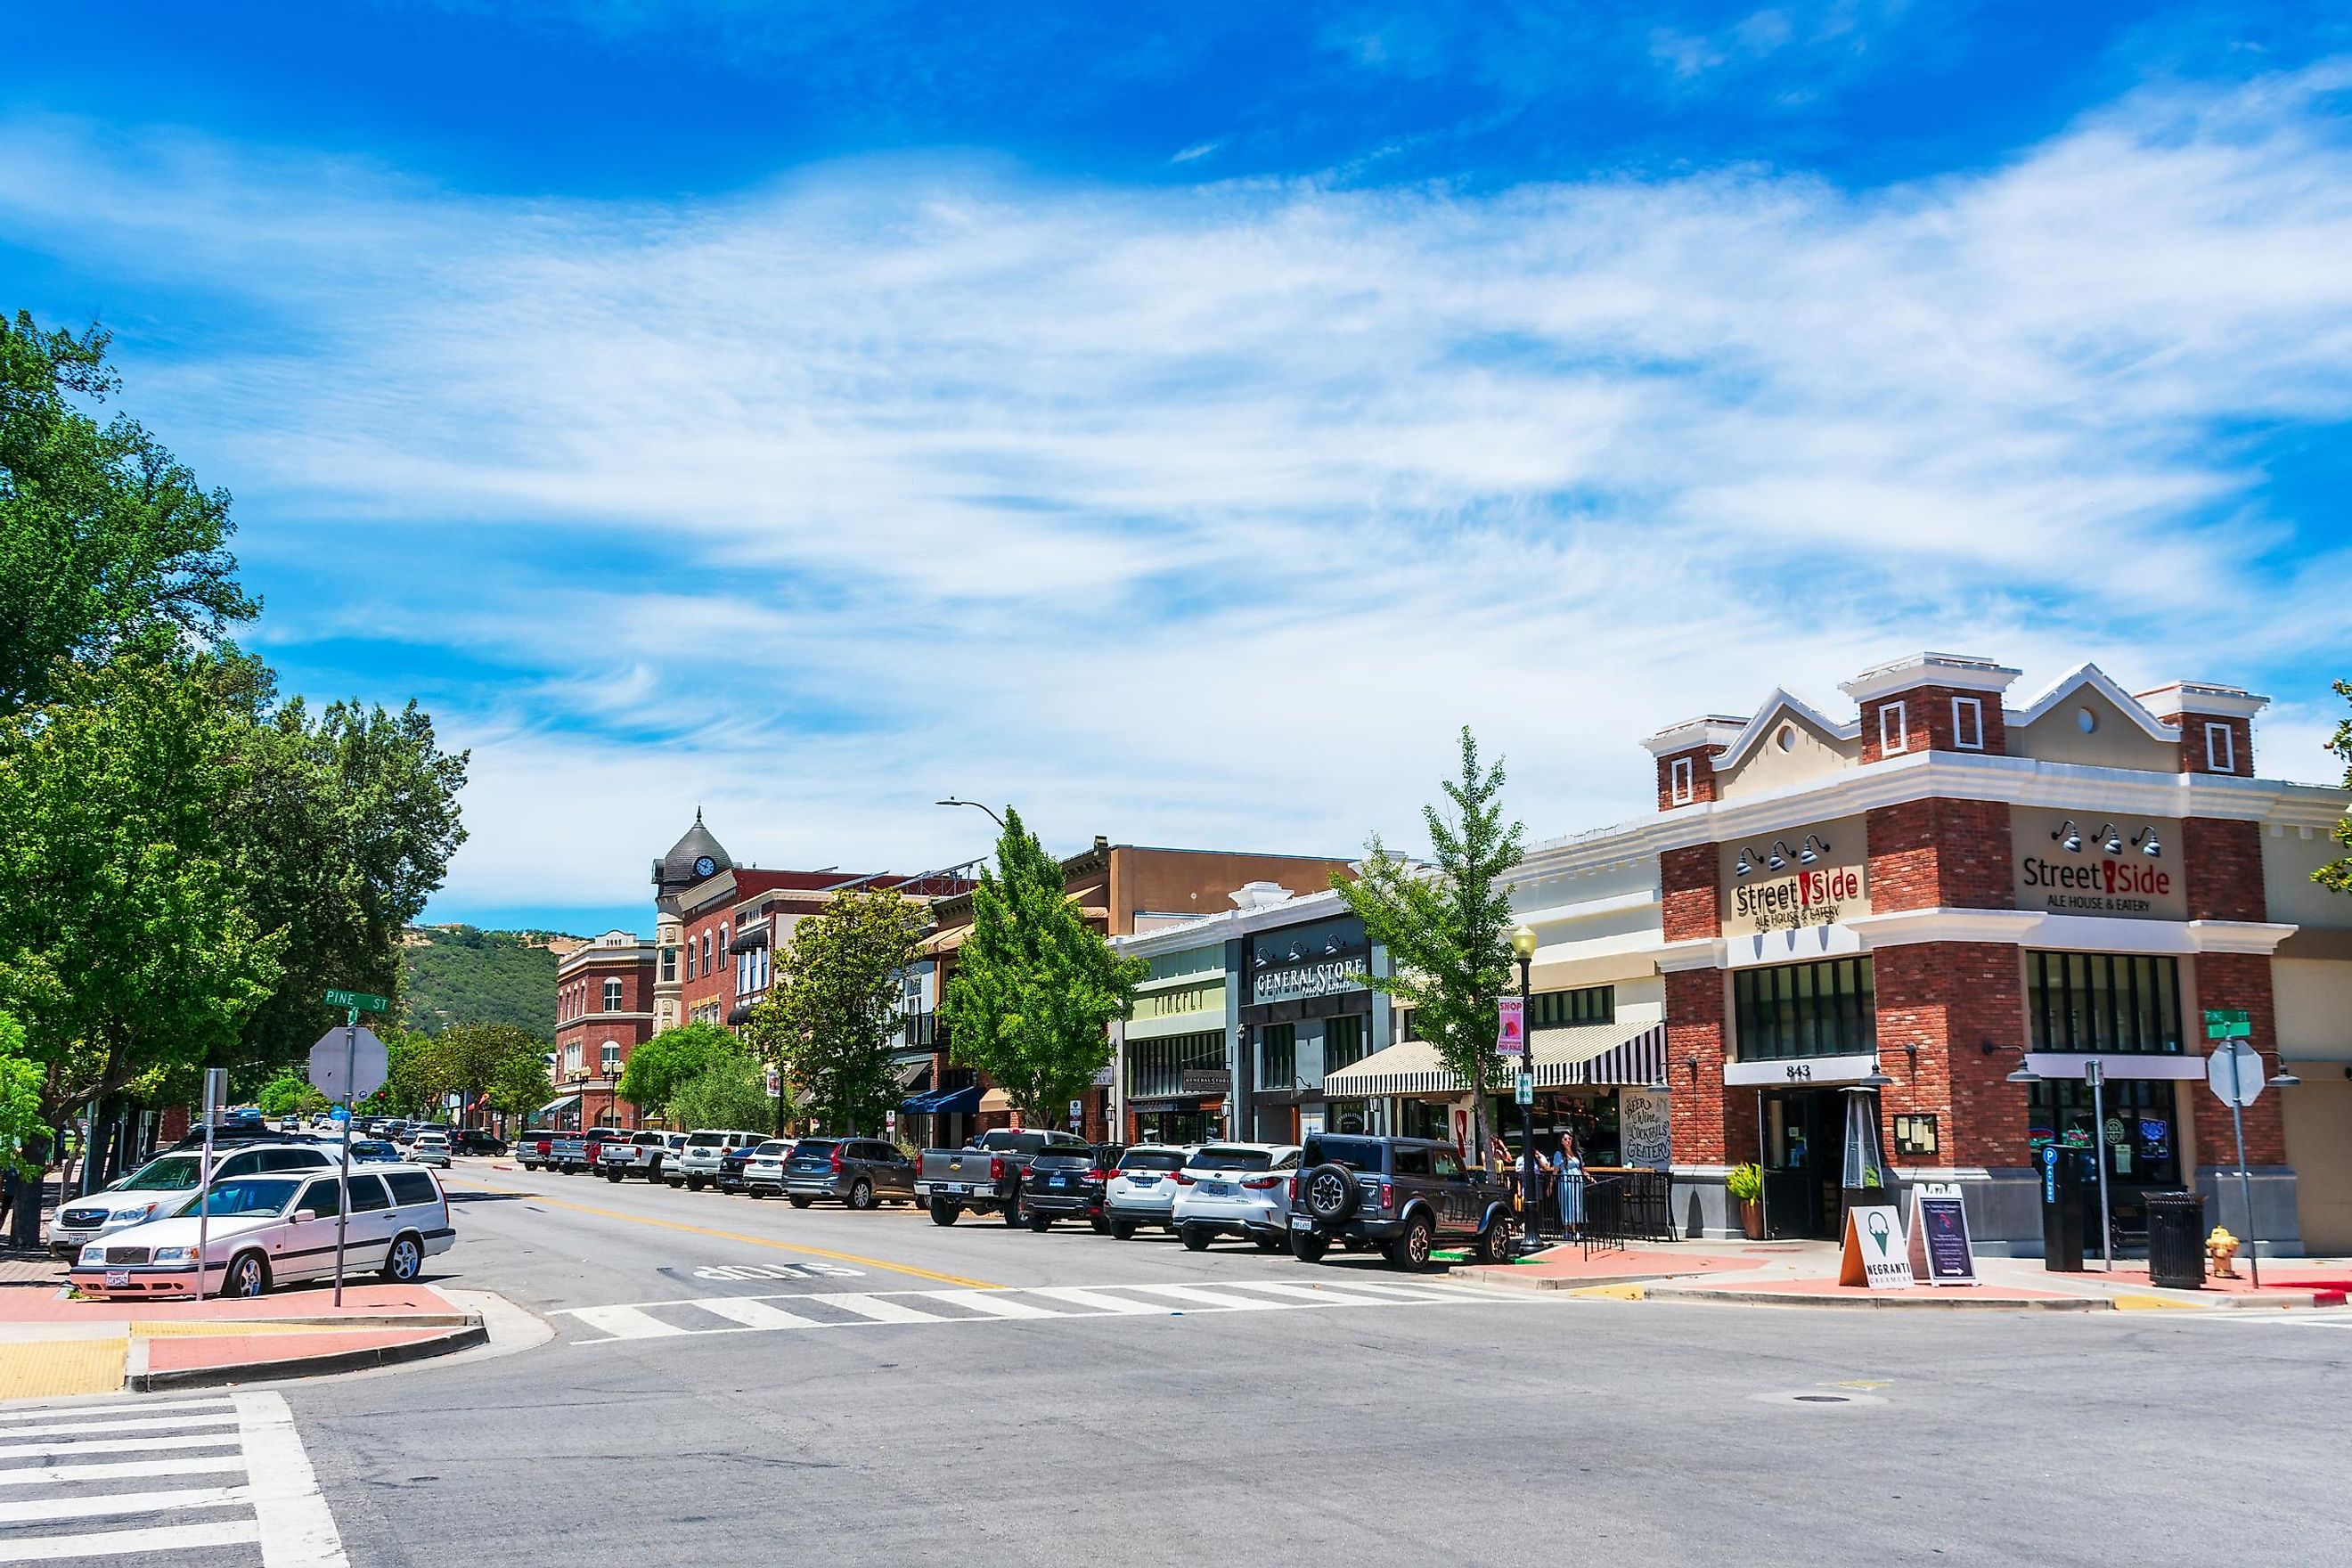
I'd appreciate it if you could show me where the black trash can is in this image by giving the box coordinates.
[2146,1190,2206,1290]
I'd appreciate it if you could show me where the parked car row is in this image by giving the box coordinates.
[519,1122,1519,1272]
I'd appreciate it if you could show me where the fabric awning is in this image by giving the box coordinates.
[921,925,972,956]
[893,1058,932,1090]
[537,1094,581,1116]
[1319,1018,1669,1098]
[902,1083,984,1115]
[978,1088,1011,1114]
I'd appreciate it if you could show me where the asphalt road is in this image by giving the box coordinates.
[149,1158,2352,1565]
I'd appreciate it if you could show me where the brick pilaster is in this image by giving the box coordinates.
[1866,797,2014,911]
[1870,942,2030,1169]
[1858,685,2010,764]
[1663,967,1752,1165]
[2183,817,2265,922]
[2191,952,2287,1167]
[1661,844,1720,943]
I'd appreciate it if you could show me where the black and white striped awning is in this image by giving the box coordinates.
[1320,1018,1669,1098]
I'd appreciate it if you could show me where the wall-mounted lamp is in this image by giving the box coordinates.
[1685,1055,1700,1082]
[1903,1041,1919,1080]
[2051,821,2083,853]
[2134,827,2162,858]
[2005,1053,2042,1085]
[1798,834,1832,866]
[1765,839,1794,872]
[1735,847,1755,877]
[1978,1039,2000,1057]
[1858,1056,1896,1090]
[2268,1053,2301,1090]
[2095,822,2124,854]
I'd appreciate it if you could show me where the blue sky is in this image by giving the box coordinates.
[4,2,2349,935]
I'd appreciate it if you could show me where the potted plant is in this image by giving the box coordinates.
[1727,1162,1765,1239]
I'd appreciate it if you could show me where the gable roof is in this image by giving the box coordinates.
[1712,687,1861,772]
[2007,662,2179,743]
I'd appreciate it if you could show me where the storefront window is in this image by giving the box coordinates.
[1127,1031,1224,1098]
[1733,958,1876,1060]
[2026,1079,2179,1187]
[2027,952,2182,1054]
[1134,1108,1221,1145]
[1323,1014,1369,1074]
[1323,1098,1372,1135]
[1530,985,1615,1028]
[1400,1098,1448,1140]
[1259,1025,1295,1089]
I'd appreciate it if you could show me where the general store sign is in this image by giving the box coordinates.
[2010,808,2184,920]
[1253,951,1369,1004]
[1717,816,1870,938]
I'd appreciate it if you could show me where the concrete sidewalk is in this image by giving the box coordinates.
[0,1279,489,1399]
[1453,1238,2352,1311]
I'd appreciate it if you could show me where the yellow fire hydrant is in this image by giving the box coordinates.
[2207,1227,2242,1278]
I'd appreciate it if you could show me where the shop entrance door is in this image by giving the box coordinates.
[1762,1088,1842,1240]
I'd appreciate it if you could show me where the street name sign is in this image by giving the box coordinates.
[2206,1040,2263,1108]
[1838,1203,1911,1290]
[1514,1072,1534,1107]
[2202,1008,2250,1040]
[308,1025,388,1102]
[324,989,390,1015]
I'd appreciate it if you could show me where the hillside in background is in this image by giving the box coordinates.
[399,926,573,1039]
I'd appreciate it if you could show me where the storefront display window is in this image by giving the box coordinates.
[1733,958,1876,1060]
[1323,1098,1372,1135]
[1323,1014,1369,1073]
[1258,1025,1295,1089]
[2026,1078,2179,1187]
[2027,952,2182,1054]
[1127,1030,1224,1097]
[1134,1108,1221,1145]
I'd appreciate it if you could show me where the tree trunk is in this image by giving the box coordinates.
[79,1101,112,1197]
[5,1133,52,1249]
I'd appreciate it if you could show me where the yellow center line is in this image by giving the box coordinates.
[449,1175,1002,1290]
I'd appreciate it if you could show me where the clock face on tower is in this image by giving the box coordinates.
[694,855,715,878]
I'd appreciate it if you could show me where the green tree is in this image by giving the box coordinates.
[1329,727,1524,1160]
[0,314,255,712]
[486,1041,554,1129]
[2318,680,2352,895]
[940,807,1145,1126]
[0,1010,48,1180]
[0,642,282,1124]
[416,1021,541,1127]
[667,1055,778,1135]
[615,1022,740,1119]
[745,887,925,1137]
[255,1072,327,1117]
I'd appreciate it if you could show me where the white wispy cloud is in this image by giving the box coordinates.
[2,61,2348,917]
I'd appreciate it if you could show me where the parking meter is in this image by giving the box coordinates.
[2039,1141,2086,1271]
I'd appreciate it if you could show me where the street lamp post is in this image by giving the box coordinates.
[1510,924,1539,1253]
[935,797,1008,831]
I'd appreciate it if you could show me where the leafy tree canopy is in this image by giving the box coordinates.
[1329,727,1523,1155]
[0,1010,47,1180]
[667,1055,777,1136]
[0,314,254,711]
[2318,679,2352,896]
[616,1022,740,1115]
[940,807,1145,1125]
[745,886,924,1138]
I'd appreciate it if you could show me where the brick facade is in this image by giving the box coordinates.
[1660,844,1720,943]
[1654,746,1722,812]
[1869,942,2030,1168]
[2170,713,2254,777]
[2182,816,2265,922]
[1858,684,2009,764]
[1663,968,1752,1165]
[1864,796,2013,911]
[2190,951,2287,1166]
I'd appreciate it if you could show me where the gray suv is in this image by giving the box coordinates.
[1286,1134,1517,1271]
[782,1138,917,1210]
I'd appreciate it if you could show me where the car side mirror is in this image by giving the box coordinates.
[294,1209,318,1223]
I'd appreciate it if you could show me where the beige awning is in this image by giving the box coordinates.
[1319,1018,1667,1098]
[921,925,972,956]
[978,1088,1011,1114]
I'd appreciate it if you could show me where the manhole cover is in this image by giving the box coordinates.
[1750,1389,1890,1408]
[1794,1394,1850,1403]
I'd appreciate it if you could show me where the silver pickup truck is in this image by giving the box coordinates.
[915,1128,1092,1228]
[551,1126,626,1174]
[600,1131,683,1182]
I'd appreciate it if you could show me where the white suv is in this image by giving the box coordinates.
[1171,1143,1302,1252]
[1103,1145,1191,1239]
[671,1129,768,1191]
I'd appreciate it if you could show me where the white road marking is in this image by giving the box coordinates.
[0,1390,346,1566]
[817,1294,953,1325]
[1219,1279,1441,1306]
[927,1290,1063,1319]
[0,1399,233,1426]
[692,1297,827,1330]
[568,1304,690,1339]
[236,1390,351,1567]
[1121,1283,1292,1311]
[1023,1287,1171,1315]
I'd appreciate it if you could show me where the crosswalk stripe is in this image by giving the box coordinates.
[1287,1278,1483,1301]
[0,1434,243,1462]
[927,1290,1064,1319]
[236,1388,350,1567]
[1122,1283,1292,1311]
[0,1414,239,1441]
[0,1482,249,1525]
[1213,1279,1423,1307]
[0,1399,233,1426]
[1026,1287,1172,1315]
[817,1294,954,1325]
[569,1304,690,1340]
[0,1455,245,1488]
[691,1298,826,1330]
[0,1515,261,1563]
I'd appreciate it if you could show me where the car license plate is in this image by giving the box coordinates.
[1203,1181,1232,1196]
[1049,1174,1068,1188]
[104,1270,129,1287]
[1289,1215,1314,1231]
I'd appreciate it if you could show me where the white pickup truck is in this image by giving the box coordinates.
[599,1131,684,1182]
[668,1129,768,1192]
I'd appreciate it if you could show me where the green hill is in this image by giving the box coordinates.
[399,926,570,1039]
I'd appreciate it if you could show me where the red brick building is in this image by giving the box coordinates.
[1486,652,2351,1254]
[551,931,657,1129]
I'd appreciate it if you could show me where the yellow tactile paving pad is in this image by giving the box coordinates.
[0,1336,127,1400]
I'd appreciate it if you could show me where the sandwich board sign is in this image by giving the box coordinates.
[1905,1182,1979,1286]
[1838,1202,1911,1290]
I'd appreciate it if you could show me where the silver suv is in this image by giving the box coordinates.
[671,1129,768,1192]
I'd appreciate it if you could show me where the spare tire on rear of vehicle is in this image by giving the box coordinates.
[1300,1163,1360,1223]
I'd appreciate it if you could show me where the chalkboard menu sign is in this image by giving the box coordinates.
[1905,1186,1978,1286]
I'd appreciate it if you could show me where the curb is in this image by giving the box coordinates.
[127,1318,487,1392]
[1451,1267,1678,1293]
[130,1311,478,1333]
[1643,1285,2111,1311]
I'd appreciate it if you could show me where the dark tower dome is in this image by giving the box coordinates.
[652,809,733,891]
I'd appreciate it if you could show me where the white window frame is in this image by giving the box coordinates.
[565,1042,583,1075]
[1951,696,1985,752]
[603,977,623,1012]
[1879,701,1908,755]
[1669,755,1694,805]
[2205,721,2236,773]
[600,1041,620,1074]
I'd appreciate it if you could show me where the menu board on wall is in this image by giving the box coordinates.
[1717,815,1871,938]
[1619,1089,1671,1170]
[2010,807,2185,920]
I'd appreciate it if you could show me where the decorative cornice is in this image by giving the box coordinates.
[1711,687,1861,772]
[2134,681,2270,721]
[1846,908,2046,949]
[1839,652,2021,706]
[1641,715,1748,758]
[2184,919,2299,956]
[1654,937,1727,973]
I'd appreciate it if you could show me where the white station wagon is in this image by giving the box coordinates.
[69,1165,456,1299]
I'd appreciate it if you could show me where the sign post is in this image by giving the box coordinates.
[2203,1010,2264,1288]
[2084,1058,2112,1271]
[192,1067,228,1298]
[312,991,389,1305]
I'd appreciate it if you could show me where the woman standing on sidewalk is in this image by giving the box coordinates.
[1556,1132,1586,1236]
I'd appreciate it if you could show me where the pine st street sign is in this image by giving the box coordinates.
[2202,1008,2251,1040]
[324,989,390,1015]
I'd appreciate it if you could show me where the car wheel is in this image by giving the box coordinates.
[1091,1215,1110,1236]
[788,1196,813,1210]
[1111,1221,1137,1240]
[224,1251,270,1299]
[1478,1214,1519,1265]
[1027,1213,1051,1233]
[1290,1231,1329,1263]
[1000,1195,1025,1227]
[747,1188,764,1200]
[1301,1163,1360,1223]
[1392,1213,1435,1272]
[928,1197,960,1227]
[644,1162,665,1181]
[380,1232,425,1283]
[605,1170,624,1183]
[1180,1224,1213,1252]
[686,1175,705,1191]
[847,1179,875,1211]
